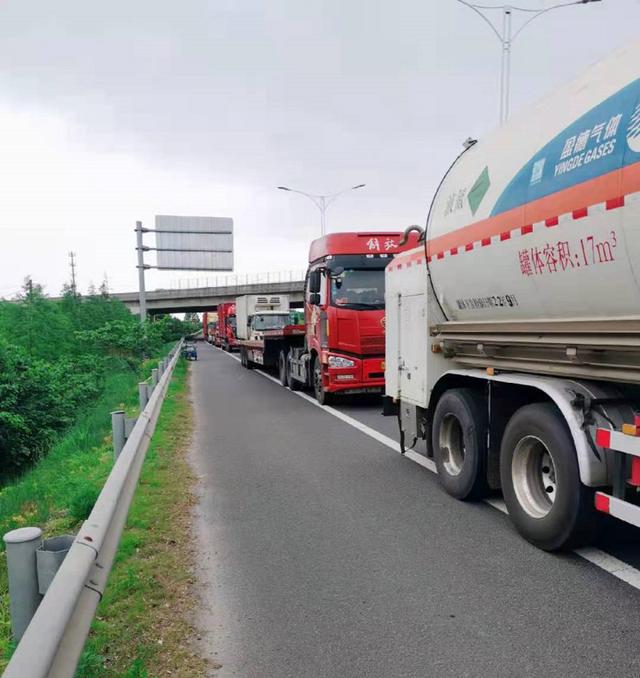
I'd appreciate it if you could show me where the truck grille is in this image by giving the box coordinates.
[360,335,384,354]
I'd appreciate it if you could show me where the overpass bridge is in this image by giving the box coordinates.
[111,272,306,315]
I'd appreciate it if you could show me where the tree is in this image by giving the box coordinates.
[17,276,45,302]
[99,275,110,298]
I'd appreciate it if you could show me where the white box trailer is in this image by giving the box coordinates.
[385,43,640,551]
[235,294,290,341]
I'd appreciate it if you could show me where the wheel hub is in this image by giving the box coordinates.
[511,436,557,519]
[439,414,465,476]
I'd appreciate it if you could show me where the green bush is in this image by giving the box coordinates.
[0,278,195,477]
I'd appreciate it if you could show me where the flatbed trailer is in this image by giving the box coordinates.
[238,324,305,385]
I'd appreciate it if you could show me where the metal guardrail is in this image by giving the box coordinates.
[2,339,184,677]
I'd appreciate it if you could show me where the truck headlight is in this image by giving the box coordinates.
[328,355,355,368]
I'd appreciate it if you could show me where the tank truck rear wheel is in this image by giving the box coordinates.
[278,350,288,387]
[500,403,595,551]
[431,389,488,500]
[313,358,332,406]
[286,350,300,391]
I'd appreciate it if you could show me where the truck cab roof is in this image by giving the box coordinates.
[308,231,420,263]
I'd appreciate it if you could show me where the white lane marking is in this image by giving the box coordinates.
[575,548,640,589]
[404,449,437,473]
[211,344,640,591]
[484,497,508,514]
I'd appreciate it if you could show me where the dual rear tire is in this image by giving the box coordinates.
[499,403,595,551]
[431,390,594,551]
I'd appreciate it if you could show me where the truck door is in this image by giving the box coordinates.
[398,293,426,406]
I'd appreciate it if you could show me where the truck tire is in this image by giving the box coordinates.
[286,349,301,391]
[499,403,595,551]
[313,358,332,405]
[431,388,487,500]
[278,350,288,387]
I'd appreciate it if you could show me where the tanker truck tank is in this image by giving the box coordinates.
[385,43,640,551]
[425,42,640,323]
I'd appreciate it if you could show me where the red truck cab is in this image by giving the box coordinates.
[215,302,237,351]
[288,231,418,404]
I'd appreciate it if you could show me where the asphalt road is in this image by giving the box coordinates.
[190,345,640,678]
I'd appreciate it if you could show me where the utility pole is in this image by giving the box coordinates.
[456,0,602,125]
[135,221,148,323]
[68,251,78,298]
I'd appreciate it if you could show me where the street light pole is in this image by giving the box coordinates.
[457,0,602,125]
[277,184,366,236]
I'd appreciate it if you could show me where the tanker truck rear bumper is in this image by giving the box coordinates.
[594,420,640,529]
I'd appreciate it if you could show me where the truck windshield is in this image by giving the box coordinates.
[228,316,237,330]
[253,314,290,331]
[330,269,385,310]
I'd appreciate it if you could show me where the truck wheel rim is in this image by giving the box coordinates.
[439,414,465,476]
[511,435,557,519]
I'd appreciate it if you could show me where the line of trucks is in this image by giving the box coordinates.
[205,43,640,552]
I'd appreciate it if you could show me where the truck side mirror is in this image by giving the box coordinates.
[309,292,321,305]
[308,269,321,294]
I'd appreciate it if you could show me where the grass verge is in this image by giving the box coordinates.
[77,358,208,677]
[0,345,203,675]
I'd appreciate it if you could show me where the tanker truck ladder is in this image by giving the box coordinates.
[431,318,640,385]
[595,416,640,527]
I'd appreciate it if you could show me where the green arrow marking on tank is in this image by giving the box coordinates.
[468,166,490,215]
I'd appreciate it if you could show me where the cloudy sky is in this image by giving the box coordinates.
[0,0,638,297]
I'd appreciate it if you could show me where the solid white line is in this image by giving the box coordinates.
[211,343,640,591]
[575,547,640,589]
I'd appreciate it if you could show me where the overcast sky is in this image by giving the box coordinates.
[0,0,638,297]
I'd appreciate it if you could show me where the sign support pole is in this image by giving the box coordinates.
[135,221,147,323]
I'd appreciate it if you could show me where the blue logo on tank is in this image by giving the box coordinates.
[491,78,640,217]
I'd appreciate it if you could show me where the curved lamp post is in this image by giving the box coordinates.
[277,184,366,236]
[456,0,602,124]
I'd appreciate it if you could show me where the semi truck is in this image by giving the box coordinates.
[282,231,419,404]
[202,311,217,343]
[236,294,301,369]
[384,43,640,551]
[215,302,237,351]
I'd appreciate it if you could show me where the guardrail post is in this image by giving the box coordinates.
[138,382,148,411]
[111,410,126,460]
[3,527,43,641]
[151,368,158,389]
[158,359,164,377]
[124,416,136,439]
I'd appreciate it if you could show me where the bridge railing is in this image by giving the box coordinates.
[168,270,306,290]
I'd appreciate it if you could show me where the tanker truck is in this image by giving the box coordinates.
[385,42,640,551]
